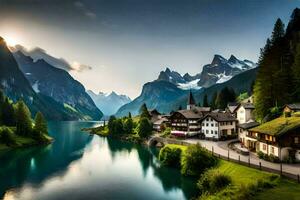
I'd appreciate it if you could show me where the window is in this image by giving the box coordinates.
[206,123,209,126]
[215,123,218,127]
[215,131,218,135]
[271,147,275,154]
[206,130,209,134]
[211,123,214,127]
[202,123,204,126]
[295,137,299,144]
[211,130,213,134]
[263,144,267,151]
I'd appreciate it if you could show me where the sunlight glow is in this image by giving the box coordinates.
[4,36,19,47]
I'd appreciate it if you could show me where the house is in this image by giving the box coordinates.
[169,91,209,137]
[235,102,255,124]
[284,103,300,114]
[248,116,300,161]
[149,109,161,122]
[199,112,237,140]
[153,116,169,132]
[237,120,260,148]
[226,102,239,117]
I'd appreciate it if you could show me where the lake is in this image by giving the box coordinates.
[0,121,197,200]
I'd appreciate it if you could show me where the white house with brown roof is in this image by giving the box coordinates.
[199,112,237,140]
[236,102,255,124]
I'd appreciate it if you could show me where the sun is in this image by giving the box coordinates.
[4,36,18,47]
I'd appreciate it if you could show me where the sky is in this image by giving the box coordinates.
[0,0,299,98]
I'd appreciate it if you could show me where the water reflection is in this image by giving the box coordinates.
[0,122,197,200]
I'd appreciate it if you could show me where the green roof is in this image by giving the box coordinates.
[250,117,300,136]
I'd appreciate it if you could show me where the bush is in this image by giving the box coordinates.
[161,127,171,138]
[159,146,182,168]
[181,144,218,176]
[257,151,264,159]
[0,127,16,146]
[197,171,231,194]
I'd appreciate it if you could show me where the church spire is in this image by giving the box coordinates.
[187,90,195,110]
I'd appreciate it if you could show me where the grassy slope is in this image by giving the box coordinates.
[254,179,300,200]
[163,144,300,199]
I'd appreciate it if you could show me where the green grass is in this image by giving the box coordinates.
[250,116,300,136]
[163,144,188,151]
[254,179,300,200]
[213,160,274,186]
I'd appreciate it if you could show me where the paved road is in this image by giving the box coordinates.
[184,138,300,176]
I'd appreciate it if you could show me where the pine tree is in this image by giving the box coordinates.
[34,112,48,135]
[16,101,32,136]
[271,18,285,44]
[139,103,151,119]
[137,117,152,138]
[128,112,132,119]
[210,92,218,109]
[292,44,300,101]
[202,94,209,107]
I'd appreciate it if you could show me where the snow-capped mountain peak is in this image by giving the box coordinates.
[156,54,257,90]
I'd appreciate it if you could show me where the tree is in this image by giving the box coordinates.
[210,92,218,109]
[128,112,132,119]
[202,94,209,107]
[139,103,151,119]
[15,101,32,136]
[112,118,124,135]
[123,117,134,134]
[0,127,16,146]
[1,98,16,126]
[137,117,152,138]
[108,115,116,133]
[34,112,48,135]
[271,18,285,44]
[181,144,218,176]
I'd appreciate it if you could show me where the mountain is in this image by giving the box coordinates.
[157,54,256,89]
[87,90,131,116]
[116,80,187,116]
[0,37,82,120]
[13,50,103,120]
[116,66,258,117]
[169,67,259,111]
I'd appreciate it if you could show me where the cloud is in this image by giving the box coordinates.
[74,1,97,19]
[12,45,92,72]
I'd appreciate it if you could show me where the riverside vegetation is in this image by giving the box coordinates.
[158,144,300,200]
[0,90,52,151]
[84,103,153,143]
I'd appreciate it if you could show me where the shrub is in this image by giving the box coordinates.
[0,127,16,146]
[161,127,171,138]
[159,146,182,168]
[257,151,264,159]
[181,144,218,176]
[198,171,231,195]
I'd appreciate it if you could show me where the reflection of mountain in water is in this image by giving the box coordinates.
[0,121,95,198]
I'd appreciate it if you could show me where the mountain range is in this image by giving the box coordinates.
[157,55,256,89]
[12,50,103,120]
[116,54,257,116]
[87,90,131,116]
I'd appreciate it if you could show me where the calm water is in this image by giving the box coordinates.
[0,121,197,200]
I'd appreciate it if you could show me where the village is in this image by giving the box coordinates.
[150,91,300,164]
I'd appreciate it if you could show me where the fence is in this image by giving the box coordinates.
[208,145,300,183]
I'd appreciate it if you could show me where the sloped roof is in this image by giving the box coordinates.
[153,117,168,125]
[285,103,300,110]
[227,102,239,113]
[200,112,236,122]
[193,107,211,113]
[250,117,300,136]
[175,109,203,119]
[238,121,260,129]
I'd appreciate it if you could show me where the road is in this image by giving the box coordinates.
[183,138,300,177]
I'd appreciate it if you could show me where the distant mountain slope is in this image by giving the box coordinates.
[169,67,259,111]
[116,80,187,116]
[0,37,79,120]
[13,50,103,120]
[157,54,256,89]
[87,90,131,116]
